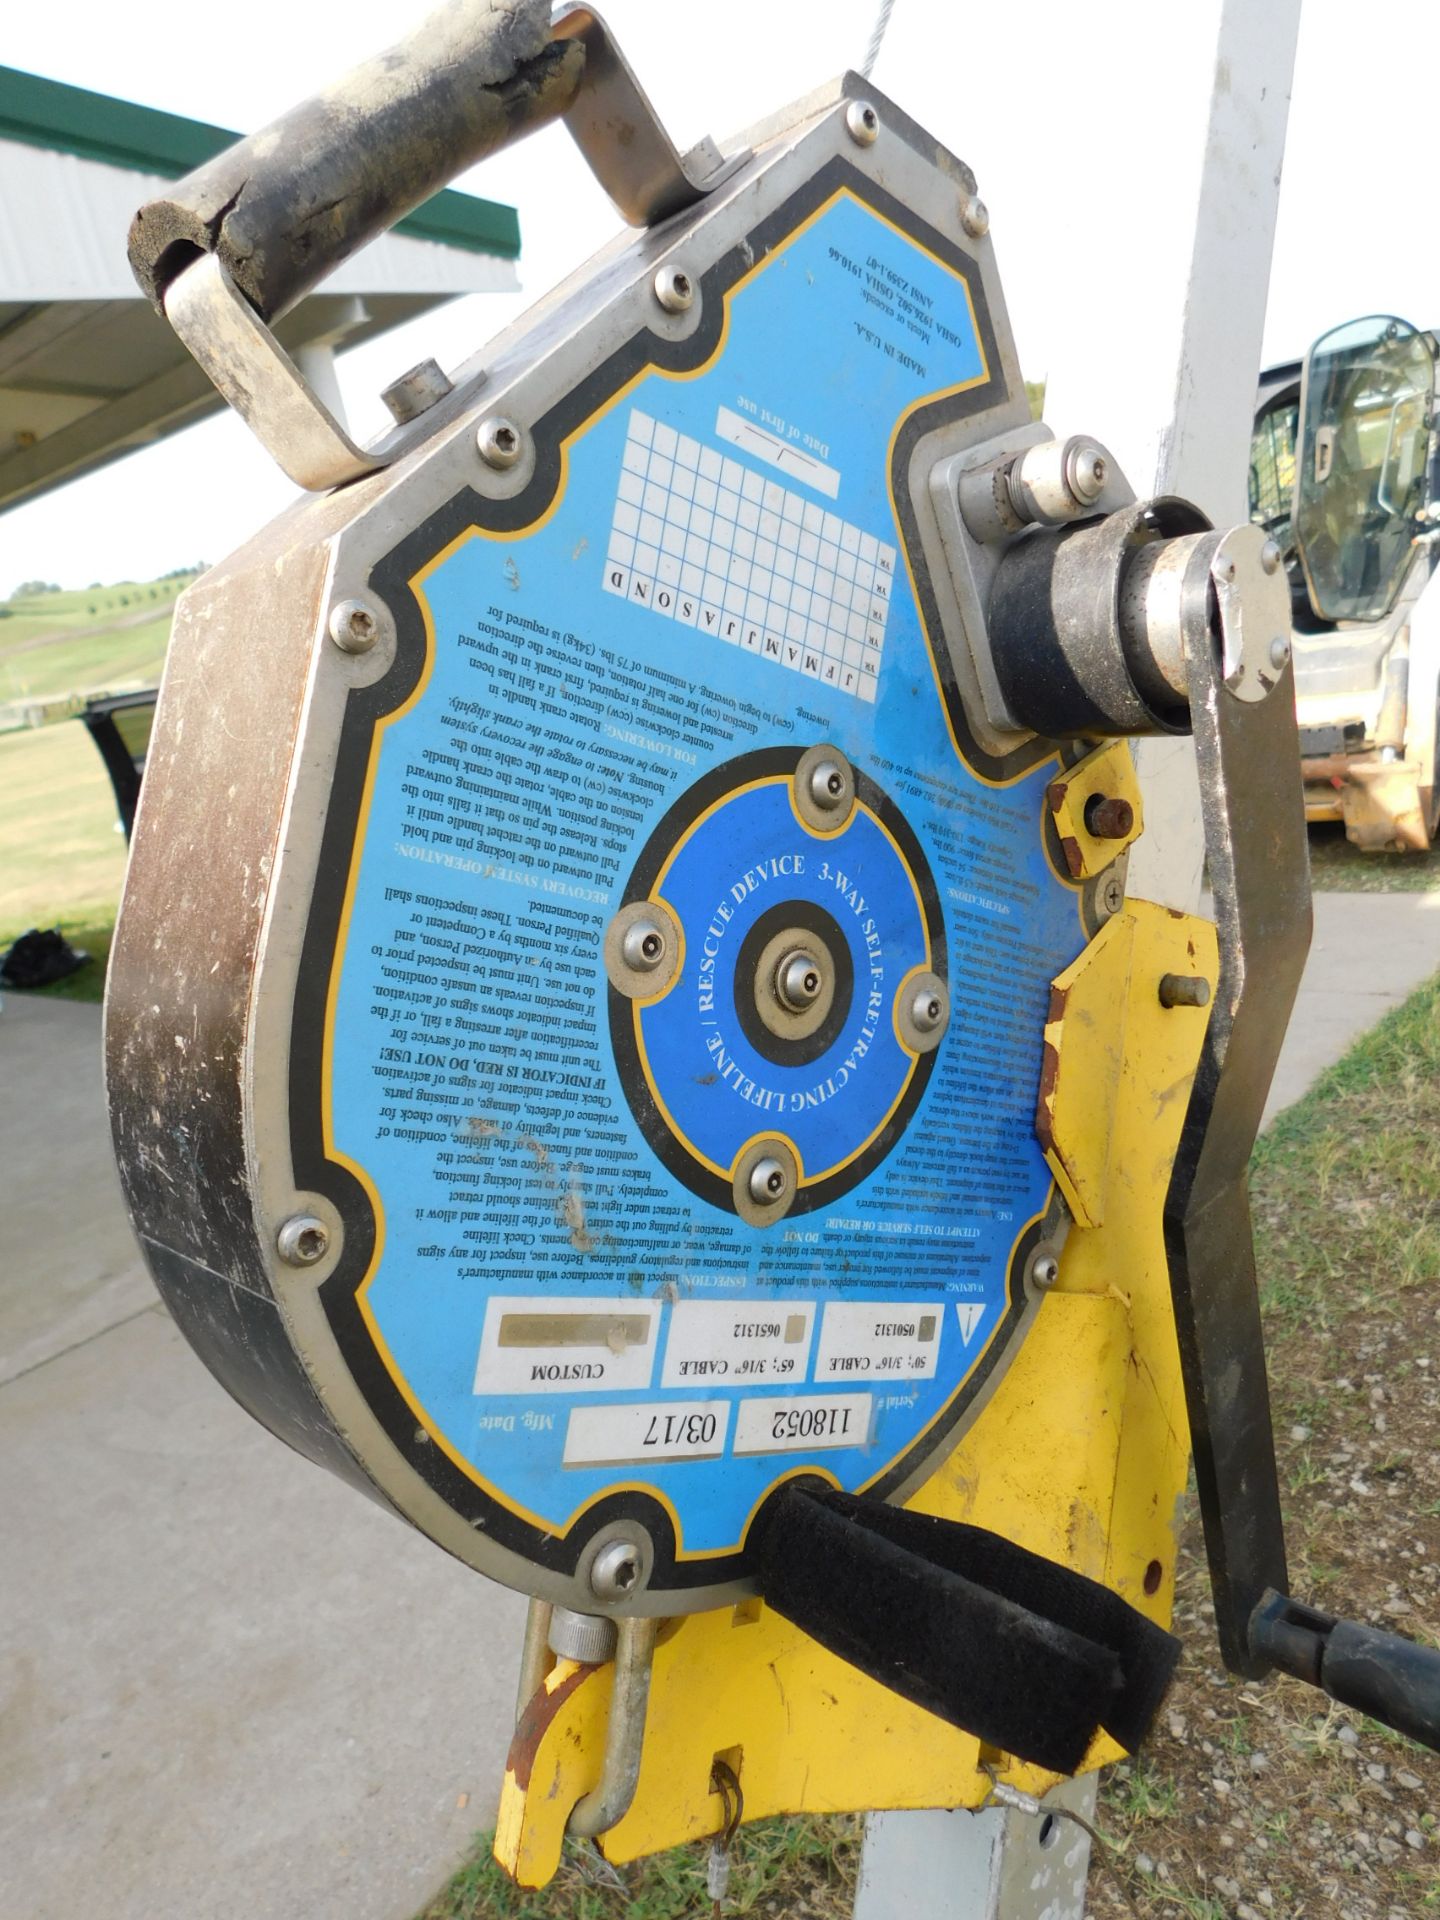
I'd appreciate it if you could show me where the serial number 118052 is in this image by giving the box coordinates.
[734,1393,873,1456]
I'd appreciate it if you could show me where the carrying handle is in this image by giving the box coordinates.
[128,0,743,328]
[129,0,584,325]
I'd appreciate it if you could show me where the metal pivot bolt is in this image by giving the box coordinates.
[1066,442,1107,505]
[652,264,696,314]
[277,1214,329,1266]
[845,100,880,146]
[328,598,379,653]
[1260,538,1283,575]
[1159,973,1212,1009]
[477,415,523,469]
[1084,794,1135,840]
[590,1538,645,1602]
[960,193,990,238]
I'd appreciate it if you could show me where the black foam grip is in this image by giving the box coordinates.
[750,1485,1180,1775]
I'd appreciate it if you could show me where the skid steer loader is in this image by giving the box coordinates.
[1250,315,1440,849]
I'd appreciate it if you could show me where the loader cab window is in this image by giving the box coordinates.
[1294,316,1435,623]
[1248,389,1300,547]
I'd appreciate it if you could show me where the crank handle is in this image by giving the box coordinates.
[1250,1589,1440,1754]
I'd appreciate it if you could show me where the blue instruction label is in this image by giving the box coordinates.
[327,189,1086,1565]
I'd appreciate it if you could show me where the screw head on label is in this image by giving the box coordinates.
[621,919,667,971]
[653,264,696,314]
[328,599,378,654]
[960,194,990,239]
[277,1214,329,1267]
[1027,1245,1061,1291]
[807,759,848,811]
[910,988,944,1033]
[477,415,523,470]
[1098,871,1125,918]
[748,1157,789,1205]
[589,1538,644,1602]
[845,100,880,146]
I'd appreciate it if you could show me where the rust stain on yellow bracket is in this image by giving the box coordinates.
[1046,742,1144,878]
[495,900,1218,1888]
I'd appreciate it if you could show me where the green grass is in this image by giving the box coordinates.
[1308,820,1440,891]
[1251,967,1440,1331]
[420,1816,861,1920]
[0,719,129,1004]
[0,614,172,706]
[0,576,192,708]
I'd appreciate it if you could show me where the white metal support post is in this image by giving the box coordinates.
[854,1,1302,1913]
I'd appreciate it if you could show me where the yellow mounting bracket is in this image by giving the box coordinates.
[1045,742,1145,878]
[495,896,1219,1888]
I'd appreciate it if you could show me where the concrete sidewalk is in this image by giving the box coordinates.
[1,888,1436,1920]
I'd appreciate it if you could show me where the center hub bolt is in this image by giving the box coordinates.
[776,948,824,1011]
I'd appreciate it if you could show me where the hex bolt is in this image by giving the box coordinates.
[845,99,880,146]
[748,1157,789,1206]
[776,950,824,1011]
[380,357,453,425]
[621,918,667,972]
[1260,538,1284,575]
[1159,973,1212,1009]
[589,1539,644,1602]
[328,599,378,654]
[960,193,990,239]
[807,759,848,811]
[1027,1245,1061,1291]
[277,1214,329,1267]
[477,415,523,470]
[910,987,944,1034]
[1084,794,1135,840]
[1269,635,1291,669]
[653,265,696,314]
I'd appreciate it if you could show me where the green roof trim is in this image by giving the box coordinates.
[0,63,520,261]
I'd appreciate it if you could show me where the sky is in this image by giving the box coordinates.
[2,0,1436,591]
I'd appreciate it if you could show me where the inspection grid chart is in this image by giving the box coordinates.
[603,408,896,702]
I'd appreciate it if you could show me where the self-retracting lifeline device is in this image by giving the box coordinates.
[109,0,1440,1886]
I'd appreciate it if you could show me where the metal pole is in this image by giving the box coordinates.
[856,2,1301,1913]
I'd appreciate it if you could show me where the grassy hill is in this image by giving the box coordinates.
[0,573,196,712]
[0,571,198,998]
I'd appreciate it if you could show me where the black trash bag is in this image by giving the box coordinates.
[0,927,92,990]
